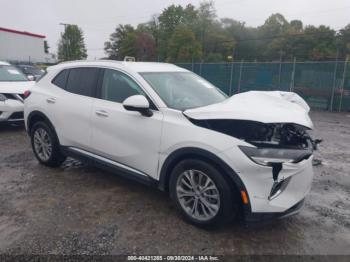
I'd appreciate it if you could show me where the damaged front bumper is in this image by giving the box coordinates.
[218,145,314,222]
[244,198,305,225]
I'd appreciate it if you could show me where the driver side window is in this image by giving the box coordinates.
[101,69,145,103]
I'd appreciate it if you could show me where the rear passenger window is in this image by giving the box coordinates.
[52,69,68,88]
[66,67,100,97]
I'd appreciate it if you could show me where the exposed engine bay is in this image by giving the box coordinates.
[190,119,320,150]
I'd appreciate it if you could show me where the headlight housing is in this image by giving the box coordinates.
[239,146,312,166]
[0,94,7,102]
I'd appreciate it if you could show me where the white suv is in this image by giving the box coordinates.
[24,60,316,227]
[0,61,35,123]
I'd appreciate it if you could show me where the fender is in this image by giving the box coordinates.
[158,147,251,213]
[27,110,56,134]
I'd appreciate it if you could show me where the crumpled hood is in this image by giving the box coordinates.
[0,81,35,94]
[184,91,313,129]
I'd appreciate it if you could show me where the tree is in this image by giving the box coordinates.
[167,25,202,62]
[104,24,135,60]
[135,32,156,61]
[103,1,344,62]
[290,20,303,32]
[105,24,156,61]
[221,18,259,60]
[339,24,350,59]
[196,0,217,55]
[158,4,186,60]
[58,25,87,61]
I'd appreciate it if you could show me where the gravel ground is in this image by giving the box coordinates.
[0,111,349,255]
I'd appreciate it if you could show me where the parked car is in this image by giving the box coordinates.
[0,61,35,123]
[24,60,317,227]
[15,64,45,81]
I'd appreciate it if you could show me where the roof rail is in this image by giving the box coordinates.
[57,59,122,65]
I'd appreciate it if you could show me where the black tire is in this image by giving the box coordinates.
[30,121,66,167]
[169,158,238,227]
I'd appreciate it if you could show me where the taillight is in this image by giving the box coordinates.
[23,90,31,99]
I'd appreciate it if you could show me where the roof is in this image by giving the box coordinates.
[51,60,188,73]
[0,61,10,66]
[0,27,45,39]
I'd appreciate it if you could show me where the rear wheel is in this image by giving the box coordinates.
[30,121,66,167]
[169,159,238,227]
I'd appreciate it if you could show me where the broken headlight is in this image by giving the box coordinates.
[239,146,312,166]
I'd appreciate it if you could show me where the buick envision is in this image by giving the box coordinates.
[24,60,317,226]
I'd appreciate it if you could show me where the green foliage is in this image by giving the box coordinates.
[339,24,350,59]
[104,24,156,61]
[58,25,87,61]
[167,25,202,62]
[104,1,349,62]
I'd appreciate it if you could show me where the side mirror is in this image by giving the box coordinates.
[123,95,153,117]
[27,74,36,81]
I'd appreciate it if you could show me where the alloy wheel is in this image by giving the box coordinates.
[176,169,220,221]
[33,128,52,161]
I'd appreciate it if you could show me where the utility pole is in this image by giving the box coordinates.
[59,23,73,60]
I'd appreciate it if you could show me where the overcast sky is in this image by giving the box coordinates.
[1,0,349,59]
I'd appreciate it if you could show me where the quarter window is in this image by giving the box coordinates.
[101,69,145,103]
[52,69,68,88]
[66,67,100,97]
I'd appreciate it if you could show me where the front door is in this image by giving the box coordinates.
[90,68,163,178]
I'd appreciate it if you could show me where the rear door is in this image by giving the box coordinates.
[90,68,163,178]
[49,67,101,150]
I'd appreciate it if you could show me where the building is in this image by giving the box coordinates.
[0,27,56,64]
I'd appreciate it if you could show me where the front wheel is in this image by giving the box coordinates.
[169,159,238,227]
[30,121,66,167]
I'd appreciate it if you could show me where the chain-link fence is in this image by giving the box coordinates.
[177,61,350,112]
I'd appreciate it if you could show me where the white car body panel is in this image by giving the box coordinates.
[0,81,35,94]
[0,99,24,121]
[90,98,164,177]
[184,91,313,129]
[24,60,315,220]
[0,60,35,122]
[218,146,313,212]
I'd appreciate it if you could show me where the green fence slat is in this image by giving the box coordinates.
[176,61,350,112]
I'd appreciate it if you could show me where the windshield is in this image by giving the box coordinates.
[0,65,28,82]
[19,66,45,76]
[141,72,227,110]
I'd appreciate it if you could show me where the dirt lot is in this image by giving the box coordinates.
[0,111,349,255]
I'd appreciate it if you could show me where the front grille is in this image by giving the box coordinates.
[4,94,15,99]
[3,94,24,102]
[8,112,24,120]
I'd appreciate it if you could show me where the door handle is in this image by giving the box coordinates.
[95,110,109,117]
[46,97,56,104]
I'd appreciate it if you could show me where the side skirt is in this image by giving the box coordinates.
[60,146,158,187]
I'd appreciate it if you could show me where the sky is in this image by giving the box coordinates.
[1,0,349,59]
